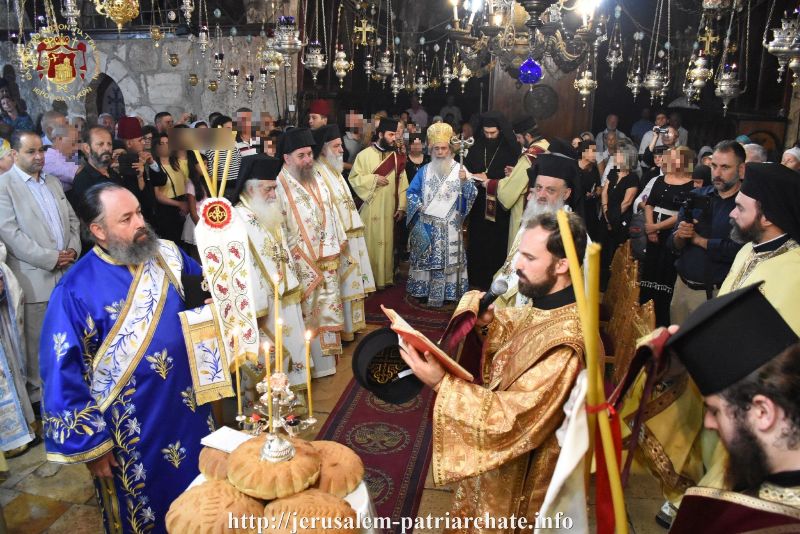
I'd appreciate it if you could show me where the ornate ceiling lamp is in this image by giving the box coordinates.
[332,2,353,88]
[61,0,81,30]
[441,40,456,92]
[605,5,623,78]
[642,0,671,105]
[95,0,140,30]
[274,15,303,70]
[302,0,327,85]
[212,24,225,80]
[763,1,800,84]
[714,0,749,113]
[626,31,645,100]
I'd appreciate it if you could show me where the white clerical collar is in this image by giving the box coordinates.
[372,142,387,153]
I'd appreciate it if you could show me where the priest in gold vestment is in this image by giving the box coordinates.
[400,211,588,532]
[348,118,409,288]
[664,285,800,533]
[624,162,800,528]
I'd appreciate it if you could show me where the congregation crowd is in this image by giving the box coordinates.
[0,76,800,533]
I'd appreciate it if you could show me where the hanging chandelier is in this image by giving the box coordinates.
[763,1,800,84]
[626,32,645,101]
[303,0,327,84]
[605,5,623,78]
[95,0,140,30]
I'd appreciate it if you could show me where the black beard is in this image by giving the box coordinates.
[484,137,500,148]
[725,417,771,492]
[379,137,395,151]
[516,261,557,299]
[730,218,764,244]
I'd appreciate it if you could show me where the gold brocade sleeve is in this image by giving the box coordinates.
[431,345,580,487]
[484,307,528,356]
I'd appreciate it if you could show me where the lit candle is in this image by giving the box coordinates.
[305,331,313,417]
[263,341,273,433]
[450,0,458,22]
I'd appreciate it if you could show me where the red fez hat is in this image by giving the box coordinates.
[309,99,331,116]
[117,116,143,140]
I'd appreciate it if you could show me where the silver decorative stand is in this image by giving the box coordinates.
[244,371,318,463]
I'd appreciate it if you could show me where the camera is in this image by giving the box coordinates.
[677,191,712,223]
[653,126,669,135]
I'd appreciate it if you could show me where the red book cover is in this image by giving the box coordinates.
[381,305,474,382]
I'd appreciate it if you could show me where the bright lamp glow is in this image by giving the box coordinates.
[575,0,601,19]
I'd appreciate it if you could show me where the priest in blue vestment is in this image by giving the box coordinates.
[40,182,214,534]
[406,122,477,307]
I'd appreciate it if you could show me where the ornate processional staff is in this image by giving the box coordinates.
[450,134,474,299]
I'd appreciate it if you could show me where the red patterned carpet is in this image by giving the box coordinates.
[316,285,452,533]
[364,283,454,337]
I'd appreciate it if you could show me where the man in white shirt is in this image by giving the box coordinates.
[406,96,429,128]
[595,113,628,155]
[670,111,689,147]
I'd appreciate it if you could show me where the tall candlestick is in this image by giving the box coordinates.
[276,318,284,373]
[271,273,281,373]
[304,330,313,417]
[263,341,273,433]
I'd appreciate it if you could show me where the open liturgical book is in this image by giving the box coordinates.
[381,305,474,382]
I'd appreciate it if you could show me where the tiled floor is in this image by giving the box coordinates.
[1,327,668,533]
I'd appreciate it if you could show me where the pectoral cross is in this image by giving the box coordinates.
[698,27,719,56]
[354,18,374,47]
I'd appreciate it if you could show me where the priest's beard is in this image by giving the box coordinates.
[323,147,344,173]
[730,217,765,244]
[105,224,159,265]
[521,197,566,226]
[289,163,315,184]
[247,194,283,233]
[516,260,558,299]
[431,154,454,178]
[724,416,771,491]
[483,136,501,150]
[378,136,395,151]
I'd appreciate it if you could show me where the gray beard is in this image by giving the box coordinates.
[246,194,283,232]
[291,164,314,184]
[323,149,344,173]
[431,155,454,178]
[521,197,565,226]
[105,224,159,265]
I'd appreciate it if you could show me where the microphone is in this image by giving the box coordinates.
[478,277,509,315]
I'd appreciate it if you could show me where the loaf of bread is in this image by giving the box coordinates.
[227,435,321,500]
[263,488,358,533]
[165,479,263,534]
[310,441,364,498]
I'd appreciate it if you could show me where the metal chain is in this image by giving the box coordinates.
[763,0,777,45]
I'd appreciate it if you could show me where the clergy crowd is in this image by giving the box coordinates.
[0,90,799,533]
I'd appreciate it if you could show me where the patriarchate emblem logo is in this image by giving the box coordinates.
[35,35,88,86]
[29,25,100,101]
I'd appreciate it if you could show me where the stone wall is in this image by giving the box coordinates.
[0,35,297,126]
[0,0,300,127]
